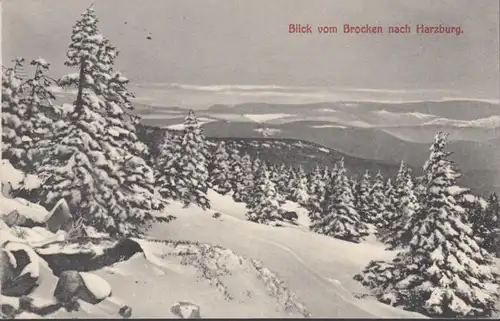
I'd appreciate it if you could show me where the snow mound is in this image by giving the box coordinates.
[79,272,112,301]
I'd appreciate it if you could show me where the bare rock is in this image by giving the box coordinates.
[53,271,82,304]
[1,209,38,229]
[282,211,298,221]
[45,199,73,233]
[2,210,24,227]
[118,305,132,318]
[171,301,201,319]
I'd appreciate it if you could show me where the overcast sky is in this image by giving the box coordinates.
[2,0,499,101]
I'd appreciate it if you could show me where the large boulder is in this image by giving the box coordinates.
[0,242,41,297]
[118,305,132,318]
[0,196,74,235]
[1,197,48,227]
[37,238,144,276]
[2,210,36,228]
[282,211,298,221]
[54,271,112,306]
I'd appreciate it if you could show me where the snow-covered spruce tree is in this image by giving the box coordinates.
[37,6,164,237]
[155,130,178,201]
[21,58,58,173]
[331,162,340,178]
[350,176,359,197]
[285,166,297,201]
[232,152,254,203]
[414,174,427,204]
[268,163,287,206]
[470,193,500,257]
[306,165,327,223]
[354,171,373,226]
[208,141,232,194]
[367,171,386,226]
[384,161,420,249]
[273,163,291,198]
[252,155,263,174]
[245,163,282,225]
[2,58,29,167]
[156,110,210,209]
[376,178,398,242]
[355,132,499,318]
[290,165,309,205]
[310,159,368,243]
[227,145,243,199]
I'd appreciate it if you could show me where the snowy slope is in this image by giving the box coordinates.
[0,167,426,318]
[149,190,426,318]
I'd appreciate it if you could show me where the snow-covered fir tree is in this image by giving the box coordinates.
[37,7,164,236]
[245,163,282,225]
[310,159,368,243]
[156,110,210,209]
[355,132,499,318]
[367,171,386,226]
[290,165,309,205]
[384,161,420,249]
[354,171,373,226]
[208,141,232,194]
[470,193,500,257]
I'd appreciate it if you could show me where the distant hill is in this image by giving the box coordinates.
[137,123,498,197]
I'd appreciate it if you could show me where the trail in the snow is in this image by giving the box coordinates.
[248,234,377,318]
